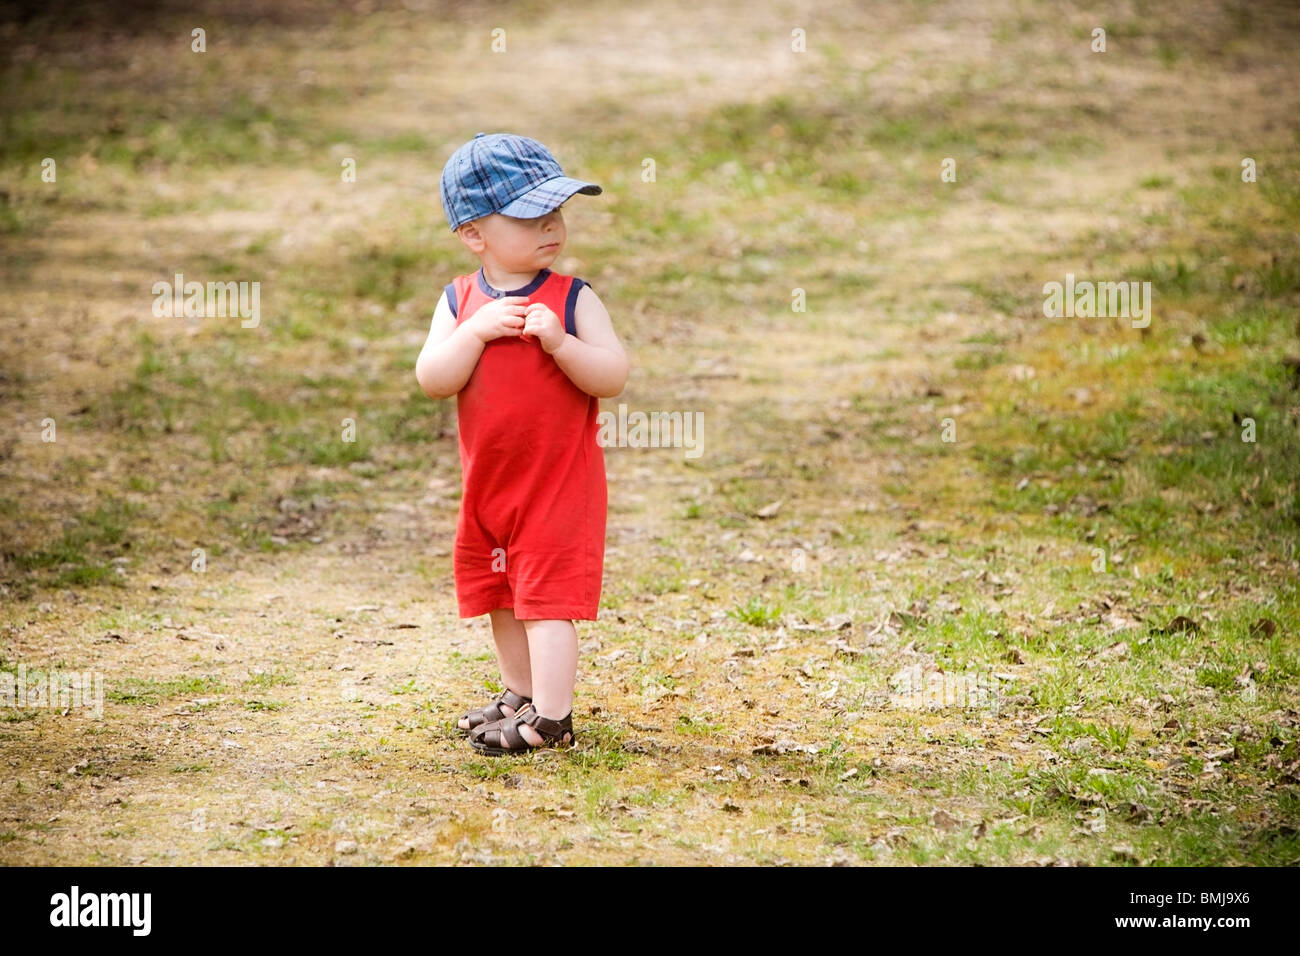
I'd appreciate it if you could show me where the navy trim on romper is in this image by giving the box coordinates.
[450,269,593,337]
[564,277,591,338]
[476,266,552,299]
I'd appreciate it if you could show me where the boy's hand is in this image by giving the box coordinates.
[523,302,566,354]
[465,296,528,343]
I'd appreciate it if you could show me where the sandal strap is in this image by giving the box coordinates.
[465,688,531,725]
[472,704,574,751]
[500,713,527,750]
[522,707,573,739]
[474,705,530,749]
[500,688,529,708]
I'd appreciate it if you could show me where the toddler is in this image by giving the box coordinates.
[415,132,628,755]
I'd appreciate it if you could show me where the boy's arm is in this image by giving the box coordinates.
[415,289,487,399]
[547,285,630,399]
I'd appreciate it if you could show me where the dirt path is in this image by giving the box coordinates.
[2,0,1298,864]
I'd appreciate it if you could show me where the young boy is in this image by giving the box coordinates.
[415,132,628,755]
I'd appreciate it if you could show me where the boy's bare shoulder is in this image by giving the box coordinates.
[573,281,611,322]
[422,287,457,347]
[572,281,625,359]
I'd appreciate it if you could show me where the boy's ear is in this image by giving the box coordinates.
[457,220,487,254]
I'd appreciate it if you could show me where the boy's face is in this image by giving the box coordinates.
[457,204,566,271]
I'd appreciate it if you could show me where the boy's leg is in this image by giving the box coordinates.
[516,618,577,746]
[457,606,531,730]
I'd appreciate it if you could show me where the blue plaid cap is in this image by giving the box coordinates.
[440,132,602,232]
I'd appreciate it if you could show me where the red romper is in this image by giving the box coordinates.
[445,265,607,621]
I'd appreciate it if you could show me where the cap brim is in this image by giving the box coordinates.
[495,177,602,219]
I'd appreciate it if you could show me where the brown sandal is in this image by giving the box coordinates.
[458,688,531,735]
[469,703,575,756]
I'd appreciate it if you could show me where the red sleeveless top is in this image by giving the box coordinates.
[445,266,607,621]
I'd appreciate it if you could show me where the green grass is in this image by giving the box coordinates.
[0,498,139,587]
[108,675,226,706]
[727,598,784,627]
